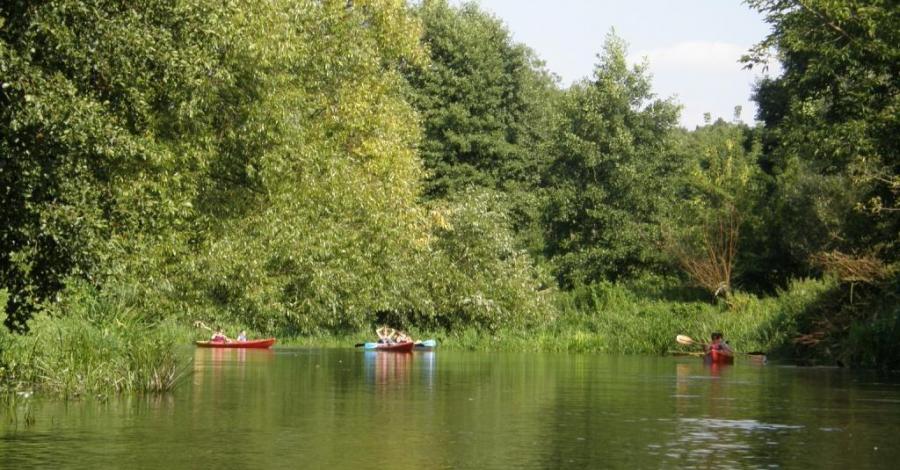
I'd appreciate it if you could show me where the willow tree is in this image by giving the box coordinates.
[185,0,439,332]
[665,120,768,299]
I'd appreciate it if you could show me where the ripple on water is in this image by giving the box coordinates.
[680,418,804,431]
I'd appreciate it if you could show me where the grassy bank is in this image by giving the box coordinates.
[273,277,838,357]
[0,288,190,399]
[3,275,894,400]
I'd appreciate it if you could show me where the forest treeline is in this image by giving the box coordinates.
[1,0,897,393]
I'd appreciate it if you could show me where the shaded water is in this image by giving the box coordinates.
[3,348,900,468]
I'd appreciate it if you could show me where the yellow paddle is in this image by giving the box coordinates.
[676,334,708,347]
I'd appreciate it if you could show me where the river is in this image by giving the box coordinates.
[2,348,899,468]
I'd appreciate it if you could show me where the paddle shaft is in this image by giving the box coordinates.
[676,334,765,358]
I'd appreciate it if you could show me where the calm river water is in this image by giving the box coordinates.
[2,348,900,468]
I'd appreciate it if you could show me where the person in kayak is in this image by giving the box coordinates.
[237,330,248,342]
[706,332,733,356]
[211,327,231,343]
[396,331,412,343]
[376,325,396,344]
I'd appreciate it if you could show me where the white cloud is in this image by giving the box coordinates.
[623,41,782,128]
[629,41,749,72]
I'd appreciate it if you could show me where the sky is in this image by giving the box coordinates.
[449,0,780,128]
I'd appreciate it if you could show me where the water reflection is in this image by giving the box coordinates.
[668,359,759,467]
[2,353,899,469]
[362,350,436,390]
[191,347,274,405]
[419,351,435,389]
[193,346,275,369]
[364,350,413,387]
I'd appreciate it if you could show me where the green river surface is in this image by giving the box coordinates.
[2,348,900,469]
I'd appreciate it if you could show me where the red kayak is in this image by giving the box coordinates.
[195,338,276,349]
[372,341,414,352]
[704,348,735,365]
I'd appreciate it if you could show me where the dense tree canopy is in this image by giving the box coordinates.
[402,0,559,258]
[746,0,899,267]
[666,120,771,297]
[404,0,556,200]
[0,0,548,333]
[744,0,898,367]
[542,33,681,287]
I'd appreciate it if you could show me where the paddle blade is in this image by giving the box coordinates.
[676,334,696,345]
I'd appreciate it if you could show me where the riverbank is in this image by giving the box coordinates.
[273,277,832,356]
[4,275,896,399]
[0,294,188,398]
[273,274,897,372]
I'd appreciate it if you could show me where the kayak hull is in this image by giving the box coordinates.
[195,338,276,349]
[365,341,415,352]
[363,339,435,351]
[704,348,734,365]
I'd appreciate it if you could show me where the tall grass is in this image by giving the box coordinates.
[1,283,189,398]
[361,277,837,356]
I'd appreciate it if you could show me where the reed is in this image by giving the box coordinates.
[1,302,189,398]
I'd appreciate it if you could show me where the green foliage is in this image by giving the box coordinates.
[542,32,682,286]
[746,0,899,267]
[550,277,835,355]
[171,0,433,334]
[0,0,235,329]
[1,0,549,347]
[0,280,186,396]
[1,0,896,380]
[404,0,559,262]
[405,0,557,199]
[741,0,899,368]
[771,273,900,369]
[407,277,836,356]
[420,189,553,330]
[666,120,773,296]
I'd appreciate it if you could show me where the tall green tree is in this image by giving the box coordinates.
[542,33,681,287]
[746,0,898,368]
[405,0,557,199]
[402,0,560,260]
[0,0,231,328]
[746,0,899,267]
